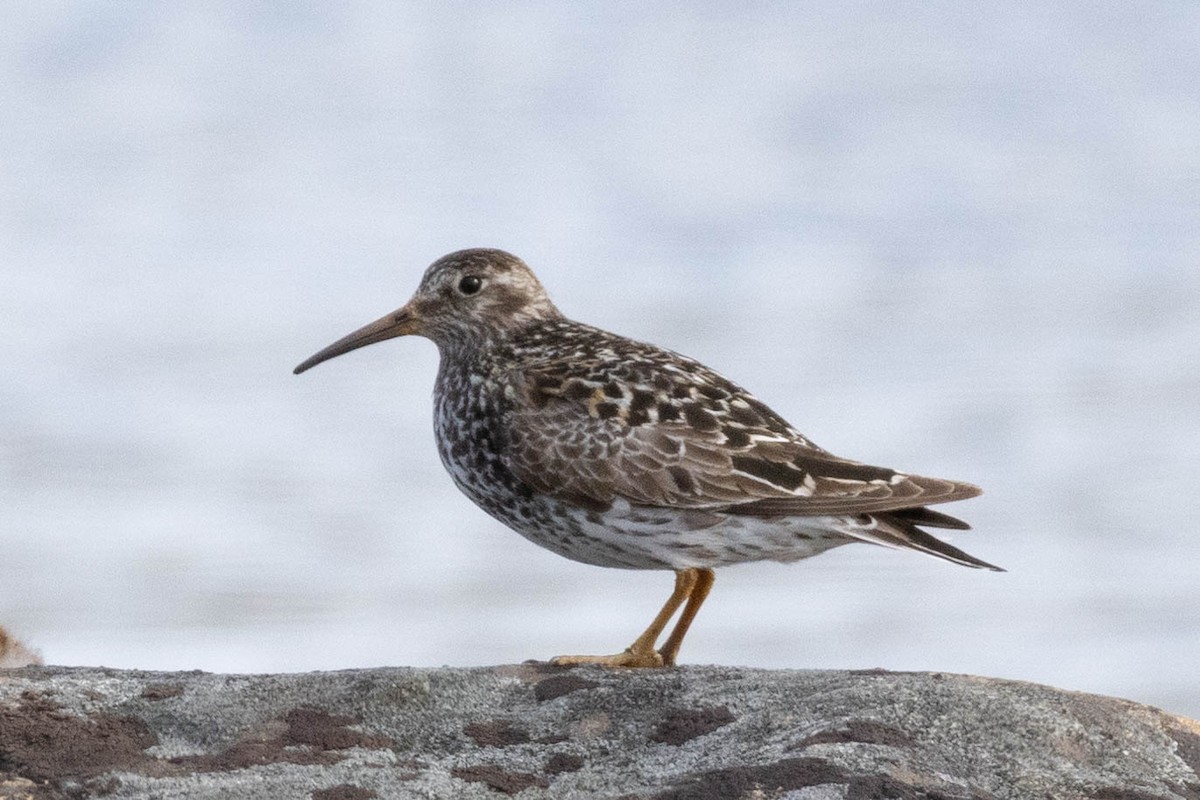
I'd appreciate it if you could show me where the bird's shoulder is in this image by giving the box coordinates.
[504,319,805,443]
[493,319,982,516]
[499,320,886,509]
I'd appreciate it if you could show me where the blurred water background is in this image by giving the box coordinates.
[2,4,1198,719]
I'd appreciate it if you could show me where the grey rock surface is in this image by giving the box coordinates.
[0,664,1196,799]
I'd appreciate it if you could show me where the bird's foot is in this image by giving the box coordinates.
[549,647,666,669]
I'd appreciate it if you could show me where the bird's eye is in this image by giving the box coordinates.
[458,275,483,295]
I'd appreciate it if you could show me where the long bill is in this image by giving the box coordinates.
[293,304,419,375]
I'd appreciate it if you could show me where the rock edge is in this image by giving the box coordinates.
[0,664,1197,799]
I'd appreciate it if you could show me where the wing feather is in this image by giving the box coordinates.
[503,360,981,520]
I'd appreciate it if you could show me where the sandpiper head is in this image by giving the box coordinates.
[293,248,561,374]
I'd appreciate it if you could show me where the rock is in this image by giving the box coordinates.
[0,664,1196,799]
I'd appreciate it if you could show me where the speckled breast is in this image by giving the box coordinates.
[430,358,637,566]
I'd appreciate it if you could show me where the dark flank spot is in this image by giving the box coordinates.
[652,374,673,391]
[657,402,681,422]
[603,381,624,398]
[534,375,563,391]
[650,757,847,800]
[793,720,915,750]
[284,708,392,751]
[463,720,531,747]
[722,428,751,448]
[671,384,692,399]
[697,384,726,400]
[534,674,600,702]
[452,765,549,795]
[650,706,736,745]
[544,752,585,774]
[312,785,378,800]
[628,407,651,426]
[0,691,157,782]
[682,405,720,432]
[595,402,620,419]
[730,456,807,491]
[140,683,185,701]
[667,466,696,495]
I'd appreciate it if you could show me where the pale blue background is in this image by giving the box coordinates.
[2,3,1198,718]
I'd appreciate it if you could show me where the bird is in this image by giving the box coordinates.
[294,248,1001,668]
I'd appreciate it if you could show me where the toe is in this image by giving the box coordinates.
[550,649,665,668]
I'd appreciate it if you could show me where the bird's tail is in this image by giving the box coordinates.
[837,509,1004,572]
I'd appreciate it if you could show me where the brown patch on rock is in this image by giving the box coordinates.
[284,708,391,751]
[173,738,339,772]
[650,706,736,745]
[312,785,378,800]
[545,752,585,775]
[452,765,549,795]
[0,691,157,783]
[793,719,915,749]
[173,707,394,773]
[463,720,531,747]
[534,674,600,702]
[650,756,847,800]
[140,683,185,701]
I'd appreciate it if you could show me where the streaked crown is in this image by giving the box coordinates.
[408,249,563,346]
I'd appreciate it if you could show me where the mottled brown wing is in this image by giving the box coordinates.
[504,366,784,509]
[727,467,982,517]
[503,363,980,517]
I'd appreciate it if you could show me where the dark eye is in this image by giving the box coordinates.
[458,275,483,295]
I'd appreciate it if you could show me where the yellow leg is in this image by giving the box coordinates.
[658,567,714,666]
[550,567,714,668]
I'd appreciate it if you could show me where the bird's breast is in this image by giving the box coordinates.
[432,368,524,509]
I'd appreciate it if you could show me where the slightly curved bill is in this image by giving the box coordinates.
[293,305,417,375]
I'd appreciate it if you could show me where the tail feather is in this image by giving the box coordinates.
[889,506,972,530]
[839,512,1004,572]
